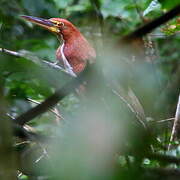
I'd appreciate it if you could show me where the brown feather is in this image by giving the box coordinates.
[52,18,96,74]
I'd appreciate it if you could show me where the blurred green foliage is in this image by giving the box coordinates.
[0,0,180,179]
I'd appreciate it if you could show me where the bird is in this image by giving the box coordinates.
[21,15,96,77]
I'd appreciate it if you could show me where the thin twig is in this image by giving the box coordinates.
[158,118,174,123]
[144,167,180,178]
[149,118,174,123]
[27,98,64,120]
[0,47,22,57]
[14,67,90,125]
[0,48,75,77]
[112,89,147,129]
[42,60,74,76]
[53,107,62,124]
[13,123,50,143]
[168,95,180,150]
[146,152,180,165]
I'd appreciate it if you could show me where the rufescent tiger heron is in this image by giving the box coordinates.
[21,15,96,77]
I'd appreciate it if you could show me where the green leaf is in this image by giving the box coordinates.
[22,0,45,15]
[159,0,180,9]
[53,0,74,9]
[161,18,180,35]
[66,4,88,12]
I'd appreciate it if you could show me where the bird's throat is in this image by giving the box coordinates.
[60,43,76,77]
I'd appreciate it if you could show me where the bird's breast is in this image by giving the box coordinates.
[56,35,96,74]
[56,44,86,74]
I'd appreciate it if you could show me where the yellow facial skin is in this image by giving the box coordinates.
[48,26,60,33]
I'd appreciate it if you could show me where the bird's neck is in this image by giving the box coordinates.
[57,31,96,61]
[58,30,84,45]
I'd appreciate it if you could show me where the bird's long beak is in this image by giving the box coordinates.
[21,15,59,33]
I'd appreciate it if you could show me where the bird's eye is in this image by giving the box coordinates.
[60,22,64,26]
[55,22,64,27]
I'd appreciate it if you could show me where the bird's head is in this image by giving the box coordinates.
[21,15,81,41]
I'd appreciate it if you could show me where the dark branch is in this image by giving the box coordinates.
[144,167,180,179]
[123,4,180,41]
[13,123,50,143]
[146,153,180,165]
[15,67,91,125]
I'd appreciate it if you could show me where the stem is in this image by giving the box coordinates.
[0,48,75,77]
[168,95,180,150]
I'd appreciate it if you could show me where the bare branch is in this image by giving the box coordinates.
[0,48,75,77]
[168,95,180,150]
[0,47,22,57]
[150,118,174,123]
[27,98,64,121]
[53,107,62,124]
[13,123,50,143]
[144,167,180,179]
[122,5,180,41]
[147,152,180,165]
[14,67,90,125]
[112,89,147,129]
